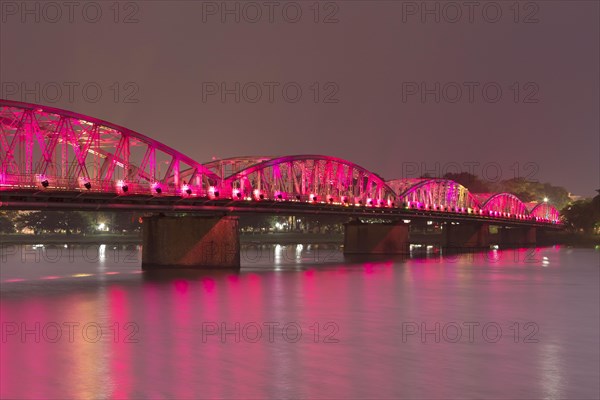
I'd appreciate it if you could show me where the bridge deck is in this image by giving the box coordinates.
[0,190,562,229]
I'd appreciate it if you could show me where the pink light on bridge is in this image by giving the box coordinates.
[78,177,92,191]
[208,186,219,199]
[116,180,129,194]
[36,174,50,189]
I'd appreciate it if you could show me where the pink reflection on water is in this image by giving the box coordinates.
[171,277,194,399]
[201,277,216,292]
[0,246,588,399]
[174,279,189,294]
[109,286,132,398]
[197,272,220,399]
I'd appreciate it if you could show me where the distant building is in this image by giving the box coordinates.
[568,193,582,202]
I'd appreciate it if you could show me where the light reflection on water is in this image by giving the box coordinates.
[0,244,599,399]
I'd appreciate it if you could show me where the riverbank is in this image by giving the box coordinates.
[1,232,596,247]
[0,233,143,245]
[538,231,600,247]
[0,232,345,245]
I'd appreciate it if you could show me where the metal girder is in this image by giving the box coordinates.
[221,155,396,205]
[388,179,481,211]
[0,100,220,196]
[479,193,529,217]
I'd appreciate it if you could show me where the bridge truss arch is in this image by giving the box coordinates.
[221,155,396,205]
[0,100,220,196]
[0,101,562,225]
[203,156,274,178]
[529,203,561,223]
[387,179,481,212]
[478,193,529,218]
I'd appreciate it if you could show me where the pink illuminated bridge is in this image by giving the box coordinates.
[0,100,561,227]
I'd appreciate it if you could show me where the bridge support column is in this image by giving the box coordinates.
[498,227,537,247]
[142,215,240,270]
[343,221,409,254]
[444,223,490,249]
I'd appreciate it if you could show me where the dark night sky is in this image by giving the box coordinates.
[1,1,598,197]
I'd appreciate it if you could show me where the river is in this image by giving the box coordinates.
[1,244,598,399]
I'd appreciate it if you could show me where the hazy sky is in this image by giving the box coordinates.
[1,1,598,197]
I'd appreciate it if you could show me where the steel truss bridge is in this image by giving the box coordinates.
[0,100,561,228]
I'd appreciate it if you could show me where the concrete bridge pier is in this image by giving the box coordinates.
[142,215,240,270]
[444,223,490,249]
[343,220,410,254]
[496,226,537,247]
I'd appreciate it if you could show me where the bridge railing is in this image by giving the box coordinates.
[0,176,562,224]
[0,174,117,193]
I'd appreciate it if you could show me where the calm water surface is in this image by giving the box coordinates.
[1,244,599,399]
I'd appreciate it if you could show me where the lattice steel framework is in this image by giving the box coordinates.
[529,203,561,222]
[222,155,396,205]
[478,193,529,218]
[0,100,220,195]
[388,179,480,212]
[0,101,562,224]
[203,156,274,178]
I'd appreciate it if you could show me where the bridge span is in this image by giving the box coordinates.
[1,100,563,269]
